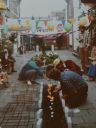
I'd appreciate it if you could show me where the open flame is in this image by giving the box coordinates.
[47,80,54,101]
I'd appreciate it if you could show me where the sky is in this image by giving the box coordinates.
[20,0,67,18]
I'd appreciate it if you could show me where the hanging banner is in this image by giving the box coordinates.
[57,20,64,32]
[6,16,79,34]
[47,20,54,31]
[79,18,87,26]
[7,18,32,31]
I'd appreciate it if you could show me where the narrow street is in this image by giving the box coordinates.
[0,50,96,128]
[0,0,96,128]
[0,51,40,128]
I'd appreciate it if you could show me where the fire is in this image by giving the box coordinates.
[47,80,54,101]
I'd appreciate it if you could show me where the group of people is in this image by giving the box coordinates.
[78,26,96,81]
[46,58,88,108]
[0,37,89,108]
[18,57,88,108]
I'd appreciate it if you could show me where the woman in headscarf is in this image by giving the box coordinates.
[53,58,82,75]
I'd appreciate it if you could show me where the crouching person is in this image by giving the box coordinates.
[18,58,44,85]
[46,66,88,108]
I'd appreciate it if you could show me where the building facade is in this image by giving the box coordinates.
[65,0,74,19]
[50,9,67,19]
[4,0,21,18]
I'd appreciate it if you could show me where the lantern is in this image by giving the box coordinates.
[64,22,72,32]
[47,25,54,31]
[68,19,76,24]
[79,18,87,26]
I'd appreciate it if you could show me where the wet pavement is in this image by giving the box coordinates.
[0,50,96,128]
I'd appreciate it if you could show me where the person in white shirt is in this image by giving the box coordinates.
[79,26,90,73]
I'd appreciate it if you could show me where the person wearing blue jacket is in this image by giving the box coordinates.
[46,66,88,108]
[18,59,44,85]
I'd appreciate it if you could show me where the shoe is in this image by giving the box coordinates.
[12,70,17,72]
[27,80,32,85]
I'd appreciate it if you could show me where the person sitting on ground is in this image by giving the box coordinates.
[87,46,96,81]
[18,58,45,85]
[53,58,82,75]
[46,65,88,108]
